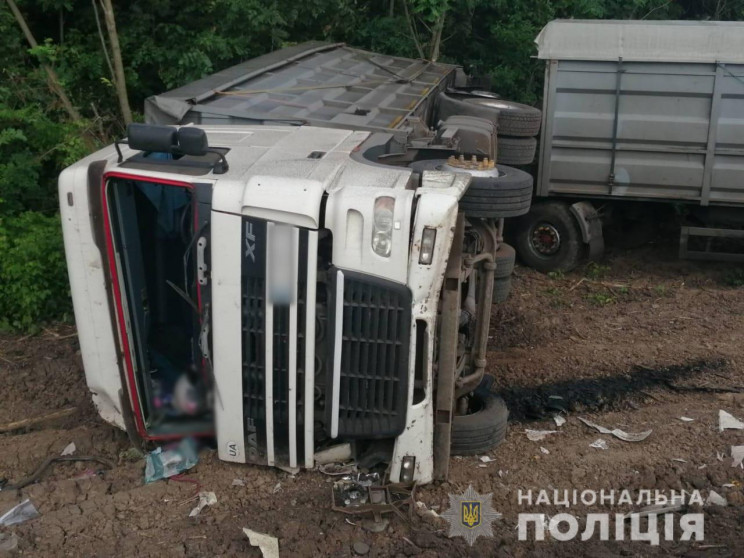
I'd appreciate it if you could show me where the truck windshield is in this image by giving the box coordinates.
[105,175,212,437]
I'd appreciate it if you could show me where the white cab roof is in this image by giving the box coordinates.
[536,20,744,64]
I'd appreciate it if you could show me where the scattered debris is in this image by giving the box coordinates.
[525,429,559,441]
[479,456,495,463]
[578,417,652,442]
[272,482,282,494]
[0,406,77,434]
[698,464,707,470]
[705,491,727,507]
[314,443,352,465]
[276,465,300,476]
[361,517,389,533]
[590,439,609,450]
[719,410,744,432]
[243,528,279,558]
[540,447,550,455]
[189,491,217,517]
[731,446,744,468]
[0,499,40,526]
[553,415,566,427]
[353,541,370,555]
[319,463,357,476]
[0,532,18,552]
[680,417,695,422]
[1,455,114,491]
[232,478,245,487]
[60,442,76,456]
[671,458,687,463]
[717,451,725,462]
[144,437,199,484]
[637,494,685,517]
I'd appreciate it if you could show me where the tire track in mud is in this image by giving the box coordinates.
[496,358,731,422]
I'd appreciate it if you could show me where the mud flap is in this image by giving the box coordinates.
[570,201,604,260]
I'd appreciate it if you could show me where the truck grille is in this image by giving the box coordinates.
[241,218,315,468]
[328,269,412,439]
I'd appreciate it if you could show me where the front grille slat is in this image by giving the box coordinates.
[329,268,412,439]
[242,219,310,466]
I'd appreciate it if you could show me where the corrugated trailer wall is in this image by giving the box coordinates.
[537,60,744,207]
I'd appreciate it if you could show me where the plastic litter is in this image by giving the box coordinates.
[144,437,199,483]
[553,415,566,427]
[718,410,744,432]
[479,456,495,463]
[680,417,695,422]
[731,446,744,468]
[671,458,687,463]
[243,527,279,558]
[590,439,609,450]
[578,417,651,442]
[637,493,685,517]
[189,491,217,517]
[60,442,76,456]
[705,490,727,507]
[0,499,40,526]
[540,447,550,455]
[525,429,559,441]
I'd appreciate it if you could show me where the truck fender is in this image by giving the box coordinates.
[569,201,604,260]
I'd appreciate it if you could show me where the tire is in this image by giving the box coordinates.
[464,98,542,137]
[409,159,533,219]
[437,92,542,137]
[451,387,509,456]
[497,136,537,166]
[513,202,584,273]
[494,243,515,279]
[492,276,512,304]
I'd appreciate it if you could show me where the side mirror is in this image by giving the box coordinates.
[178,127,209,156]
[127,123,177,153]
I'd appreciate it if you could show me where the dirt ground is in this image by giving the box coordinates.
[1,233,743,557]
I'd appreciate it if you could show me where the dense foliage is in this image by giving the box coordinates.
[1,0,742,330]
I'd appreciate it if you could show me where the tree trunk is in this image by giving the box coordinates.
[99,0,132,125]
[5,0,81,120]
[403,0,425,59]
[428,10,447,62]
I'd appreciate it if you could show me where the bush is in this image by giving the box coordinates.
[0,212,72,332]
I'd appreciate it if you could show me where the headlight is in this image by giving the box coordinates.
[419,227,437,265]
[372,196,395,257]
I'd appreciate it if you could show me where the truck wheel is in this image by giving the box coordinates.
[496,136,537,166]
[494,242,515,279]
[451,389,509,456]
[513,202,584,273]
[408,161,533,219]
[492,276,512,304]
[436,93,542,137]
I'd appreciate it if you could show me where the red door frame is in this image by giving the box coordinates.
[101,171,214,440]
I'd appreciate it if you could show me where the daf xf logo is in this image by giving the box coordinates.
[244,222,256,262]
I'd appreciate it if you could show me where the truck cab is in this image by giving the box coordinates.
[60,44,534,484]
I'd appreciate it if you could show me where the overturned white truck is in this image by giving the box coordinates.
[59,43,540,484]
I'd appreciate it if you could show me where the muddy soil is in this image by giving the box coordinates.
[1,237,743,557]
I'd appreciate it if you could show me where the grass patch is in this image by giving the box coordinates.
[585,262,610,280]
[586,292,615,306]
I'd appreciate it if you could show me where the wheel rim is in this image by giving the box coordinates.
[530,223,561,255]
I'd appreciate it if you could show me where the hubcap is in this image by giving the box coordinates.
[530,223,561,255]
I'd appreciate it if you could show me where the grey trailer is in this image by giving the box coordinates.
[512,20,744,271]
